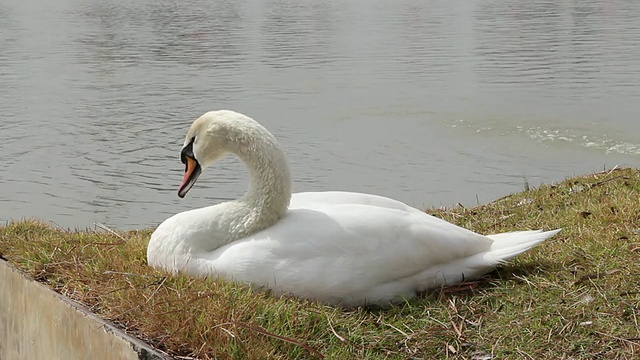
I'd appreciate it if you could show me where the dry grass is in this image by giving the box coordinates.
[2,167,640,359]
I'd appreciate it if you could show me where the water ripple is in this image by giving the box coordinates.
[1,0,639,228]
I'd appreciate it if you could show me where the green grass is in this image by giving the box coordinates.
[2,168,640,359]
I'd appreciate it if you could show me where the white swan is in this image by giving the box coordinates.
[147,110,560,307]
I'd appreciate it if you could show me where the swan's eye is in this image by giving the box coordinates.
[181,137,196,164]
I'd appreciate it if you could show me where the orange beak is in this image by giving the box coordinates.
[178,156,201,198]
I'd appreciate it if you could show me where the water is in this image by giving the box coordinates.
[1,0,638,229]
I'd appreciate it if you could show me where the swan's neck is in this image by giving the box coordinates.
[226,127,292,240]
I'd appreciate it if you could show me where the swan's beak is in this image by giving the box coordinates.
[178,141,202,198]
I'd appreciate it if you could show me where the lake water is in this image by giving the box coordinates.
[1,0,639,229]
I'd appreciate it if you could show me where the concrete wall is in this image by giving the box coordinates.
[0,259,172,360]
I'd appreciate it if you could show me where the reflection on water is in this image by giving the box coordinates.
[0,0,639,229]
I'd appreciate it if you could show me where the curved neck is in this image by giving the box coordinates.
[227,127,292,238]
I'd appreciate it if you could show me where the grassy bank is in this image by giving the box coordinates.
[1,168,640,359]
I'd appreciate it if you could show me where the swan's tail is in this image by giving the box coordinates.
[485,229,561,264]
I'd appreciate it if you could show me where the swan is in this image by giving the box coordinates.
[147,110,560,307]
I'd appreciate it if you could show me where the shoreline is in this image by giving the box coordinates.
[1,167,639,359]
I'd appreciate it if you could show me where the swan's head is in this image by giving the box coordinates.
[177,111,235,198]
[178,110,261,198]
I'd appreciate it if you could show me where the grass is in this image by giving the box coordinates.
[2,167,640,359]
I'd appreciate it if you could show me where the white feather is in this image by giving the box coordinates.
[147,110,561,307]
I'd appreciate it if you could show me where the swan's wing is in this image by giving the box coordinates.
[202,204,493,304]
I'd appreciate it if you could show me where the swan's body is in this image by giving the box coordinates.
[147,110,560,307]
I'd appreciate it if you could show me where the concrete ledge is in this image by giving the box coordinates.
[0,259,173,360]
